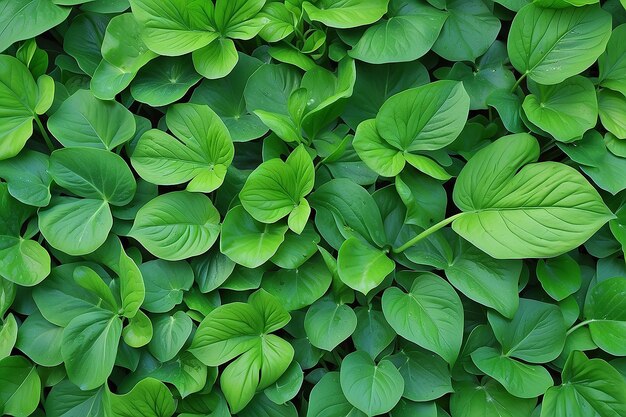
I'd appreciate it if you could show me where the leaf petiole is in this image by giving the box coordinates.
[565,319,596,336]
[34,114,54,152]
[393,212,465,253]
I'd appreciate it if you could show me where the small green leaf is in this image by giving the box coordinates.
[110,378,176,417]
[337,237,394,295]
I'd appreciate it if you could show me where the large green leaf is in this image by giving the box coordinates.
[49,147,136,205]
[488,298,566,363]
[45,380,109,417]
[0,150,51,207]
[0,236,50,287]
[220,205,289,268]
[382,272,463,364]
[452,134,614,258]
[508,4,611,84]
[189,290,293,413]
[0,356,41,417]
[340,351,404,416]
[131,103,234,193]
[387,348,453,402]
[541,351,626,417]
[522,76,597,142]
[304,298,357,351]
[48,89,136,150]
[349,0,447,64]
[129,191,220,261]
[61,310,122,390]
[0,0,70,53]
[583,277,626,356]
[0,55,53,160]
[302,0,389,28]
[353,81,469,177]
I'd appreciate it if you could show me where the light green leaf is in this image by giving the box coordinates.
[541,351,626,417]
[536,254,581,301]
[584,277,626,356]
[131,103,234,193]
[522,76,597,142]
[0,150,51,207]
[148,312,193,362]
[264,361,303,405]
[0,356,41,417]
[488,298,566,363]
[0,314,17,360]
[49,147,136,205]
[598,89,626,140]
[382,273,463,364]
[598,23,626,97]
[220,205,289,268]
[471,347,553,398]
[61,310,122,390]
[0,235,50,287]
[47,89,136,150]
[129,191,221,261]
[110,378,176,417]
[508,4,611,84]
[450,379,536,417]
[240,145,314,226]
[16,313,63,366]
[302,0,390,28]
[39,198,113,256]
[452,134,615,258]
[304,298,357,351]
[337,237,394,295]
[192,38,238,79]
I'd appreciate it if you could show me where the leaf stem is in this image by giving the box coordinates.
[510,72,527,93]
[34,114,54,152]
[566,319,595,336]
[393,213,465,254]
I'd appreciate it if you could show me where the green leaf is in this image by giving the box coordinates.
[131,103,234,193]
[340,351,404,416]
[264,361,303,405]
[191,247,236,293]
[0,235,50,287]
[395,168,447,230]
[508,4,612,84]
[38,198,113,256]
[189,290,293,413]
[49,147,136,205]
[47,89,136,150]
[118,249,144,319]
[63,13,110,76]
[61,310,122,389]
[432,0,501,62]
[541,351,626,417]
[0,55,51,160]
[452,134,615,258]
[110,378,176,417]
[244,64,301,123]
[349,1,447,64]
[262,254,332,311]
[129,191,221,261]
[353,81,469,177]
[0,0,70,53]
[45,379,109,417]
[353,307,396,359]
[598,23,626,97]
[387,348,453,402]
[522,76,597,142]
[220,205,289,268]
[129,0,218,56]
[302,0,390,28]
[337,237,394,295]
[536,254,581,301]
[382,273,463,364]
[240,145,314,227]
[471,347,553,398]
[584,277,626,355]
[131,56,202,107]
[598,89,626,140]
[450,379,536,417]
[0,150,51,207]
[0,314,17,360]
[0,356,42,417]
[304,298,357,351]
[306,372,366,417]
[150,351,207,399]
[73,266,118,312]
[148,311,193,362]
[141,260,194,313]
[488,298,566,363]
[192,38,239,79]
[122,309,152,348]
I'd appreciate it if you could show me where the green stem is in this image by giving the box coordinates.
[393,213,465,254]
[510,72,527,93]
[34,114,54,152]
[566,319,595,336]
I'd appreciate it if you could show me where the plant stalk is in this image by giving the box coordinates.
[510,72,528,93]
[565,319,596,336]
[34,114,54,152]
[393,213,465,254]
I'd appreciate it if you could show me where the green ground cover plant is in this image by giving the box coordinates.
[1,0,626,416]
